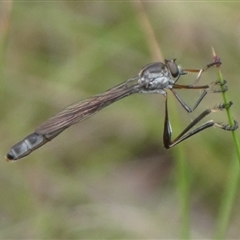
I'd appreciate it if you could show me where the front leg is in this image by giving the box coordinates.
[180,60,222,85]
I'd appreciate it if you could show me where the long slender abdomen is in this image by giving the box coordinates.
[6,77,140,161]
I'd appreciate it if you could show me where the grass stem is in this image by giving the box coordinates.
[212,47,240,239]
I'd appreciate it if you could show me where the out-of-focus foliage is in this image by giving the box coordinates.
[0,1,240,239]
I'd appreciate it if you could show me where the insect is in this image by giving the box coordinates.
[6,59,238,161]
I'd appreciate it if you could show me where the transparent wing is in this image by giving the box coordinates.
[36,76,140,135]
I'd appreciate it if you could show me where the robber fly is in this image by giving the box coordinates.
[6,59,238,161]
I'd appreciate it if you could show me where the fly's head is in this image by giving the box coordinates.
[138,59,183,90]
[164,59,183,78]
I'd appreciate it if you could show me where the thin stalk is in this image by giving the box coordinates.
[0,1,12,69]
[215,156,239,239]
[211,47,240,163]
[212,47,240,239]
[0,1,12,103]
[176,149,190,240]
[132,2,191,238]
[170,100,190,240]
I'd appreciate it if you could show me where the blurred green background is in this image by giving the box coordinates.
[1,1,240,239]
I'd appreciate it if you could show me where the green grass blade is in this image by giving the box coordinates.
[211,47,240,164]
[173,134,191,239]
[215,156,239,239]
[133,2,191,238]
[212,47,240,239]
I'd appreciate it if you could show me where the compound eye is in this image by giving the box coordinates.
[166,60,179,78]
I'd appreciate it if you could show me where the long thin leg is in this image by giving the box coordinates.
[163,96,238,149]
[172,60,225,113]
[171,89,207,112]
[179,60,222,85]
[171,80,227,113]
